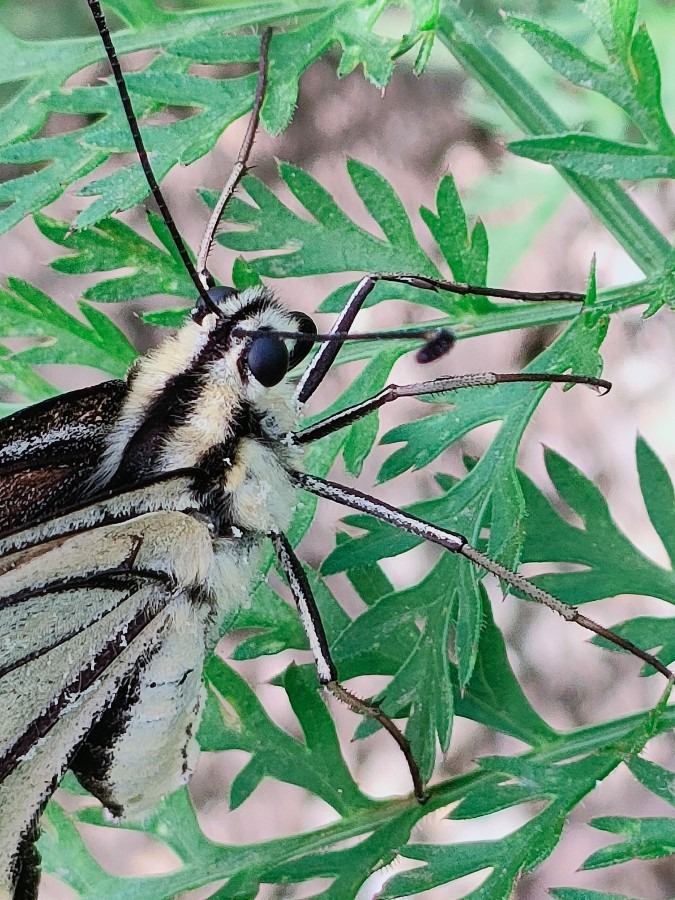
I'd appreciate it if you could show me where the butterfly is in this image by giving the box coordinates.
[0,2,671,896]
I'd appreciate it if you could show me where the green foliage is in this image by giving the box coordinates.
[0,273,135,412]
[509,0,675,176]
[518,439,675,610]
[579,756,675,871]
[0,0,673,897]
[381,737,660,898]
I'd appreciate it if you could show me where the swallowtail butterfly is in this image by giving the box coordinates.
[0,2,671,896]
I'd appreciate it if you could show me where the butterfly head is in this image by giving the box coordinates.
[192,285,316,390]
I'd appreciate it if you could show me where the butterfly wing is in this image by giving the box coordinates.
[0,382,126,531]
[0,469,217,895]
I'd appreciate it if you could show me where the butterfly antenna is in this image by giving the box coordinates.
[197,28,272,284]
[86,0,239,314]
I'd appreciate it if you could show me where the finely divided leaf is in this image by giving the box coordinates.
[0,277,135,378]
[381,748,641,899]
[581,816,675,869]
[519,437,675,607]
[0,2,405,236]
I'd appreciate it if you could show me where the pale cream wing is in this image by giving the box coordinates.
[0,509,215,892]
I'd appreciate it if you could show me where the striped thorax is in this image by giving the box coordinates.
[0,285,311,890]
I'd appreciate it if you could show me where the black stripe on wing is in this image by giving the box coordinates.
[0,469,203,556]
[0,570,169,679]
[0,580,173,785]
[0,382,126,531]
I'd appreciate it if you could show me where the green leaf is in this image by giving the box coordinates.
[627,756,675,806]
[519,438,675,607]
[35,212,195,303]
[0,349,59,407]
[510,12,674,149]
[581,816,675,868]
[219,161,435,281]
[0,277,136,379]
[628,25,675,147]
[38,803,122,894]
[636,435,675,566]
[510,134,675,179]
[170,20,336,135]
[263,814,418,898]
[437,3,671,274]
[332,559,554,772]
[0,3,407,236]
[381,745,644,899]
[454,593,555,745]
[509,16,617,99]
[322,311,610,696]
[200,657,369,813]
[230,582,307,659]
[335,10,396,86]
[419,174,488,284]
[391,0,439,74]
[550,891,642,900]
[581,0,637,62]
[350,562,456,779]
[591,617,675,669]
[223,158,670,330]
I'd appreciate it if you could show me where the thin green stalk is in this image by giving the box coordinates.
[437,2,672,276]
[110,700,675,897]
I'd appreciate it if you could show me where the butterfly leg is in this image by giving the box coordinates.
[295,273,587,404]
[271,530,426,801]
[293,471,673,681]
[295,371,610,445]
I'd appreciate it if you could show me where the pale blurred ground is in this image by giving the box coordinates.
[1,9,675,900]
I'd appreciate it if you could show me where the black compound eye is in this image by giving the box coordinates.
[247,334,289,387]
[288,312,317,369]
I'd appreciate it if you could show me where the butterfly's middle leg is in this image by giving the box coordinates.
[271,530,426,801]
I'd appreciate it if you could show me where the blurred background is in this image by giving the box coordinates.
[1,0,674,897]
